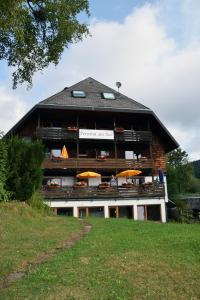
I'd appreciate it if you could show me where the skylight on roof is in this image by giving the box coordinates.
[102,92,115,100]
[72,90,86,98]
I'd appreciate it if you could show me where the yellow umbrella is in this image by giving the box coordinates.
[61,145,68,159]
[116,169,142,177]
[76,171,101,178]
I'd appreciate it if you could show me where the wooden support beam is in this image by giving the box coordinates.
[144,205,147,221]
[86,207,89,219]
[116,206,119,218]
[37,113,40,128]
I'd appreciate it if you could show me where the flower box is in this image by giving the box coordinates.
[67,126,78,131]
[98,182,110,189]
[97,155,107,160]
[115,127,124,133]
[48,184,61,188]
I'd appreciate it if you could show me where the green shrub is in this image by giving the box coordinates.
[186,176,200,193]
[6,137,45,201]
[0,131,9,200]
[27,191,53,215]
[0,181,10,201]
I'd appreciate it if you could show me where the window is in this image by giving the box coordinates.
[100,150,110,157]
[125,151,134,159]
[51,149,61,158]
[72,90,86,98]
[102,92,115,100]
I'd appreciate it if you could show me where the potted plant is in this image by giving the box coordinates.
[115,127,124,133]
[97,155,107,160]
[98,182,110,189]
[67,126,78,131]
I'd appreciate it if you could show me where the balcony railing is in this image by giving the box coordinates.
[36,127,77,140]
[41,184,165,200]
[115,130,152,142]
[36,127,152,142]
[42,158,153,169]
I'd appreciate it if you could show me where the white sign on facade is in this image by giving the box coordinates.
[79,129,114,140]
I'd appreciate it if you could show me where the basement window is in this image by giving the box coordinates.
[102,92,115,100]
[72,90,86,98]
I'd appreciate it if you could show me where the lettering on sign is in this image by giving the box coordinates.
[79,129,114,140]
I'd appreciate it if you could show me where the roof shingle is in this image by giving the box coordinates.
[39,77,149,111]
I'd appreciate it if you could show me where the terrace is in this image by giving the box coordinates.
[41,182,165,200]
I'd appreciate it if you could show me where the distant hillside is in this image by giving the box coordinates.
[191,159,200,178]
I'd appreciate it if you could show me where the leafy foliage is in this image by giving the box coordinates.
[6,137,45,200]
[167,148,193,194]
[167,148,189,167]
[191,159,200,178]
[0,0,90,88]
[27,191,53,215]
[0,131,10,201]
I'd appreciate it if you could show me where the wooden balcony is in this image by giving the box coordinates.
[36,127,77,140]
[36,127,152,142]
[41,184,165,200]
[115,130,152,142]
[42,158,153,170]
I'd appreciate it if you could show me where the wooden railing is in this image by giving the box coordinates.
[36,127,77,140]
[41,184,165,200]
[115,130,152,142]
[36,127,152,142]
[42,158,153,169]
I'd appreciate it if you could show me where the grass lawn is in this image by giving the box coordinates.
[1,216,200,300]
[0,202,83,279]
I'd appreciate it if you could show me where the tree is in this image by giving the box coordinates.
[0,0,90,88]
[167,148,193,194]
[6,137,45,200]
[0,131,9,200]
[167,148,189,168]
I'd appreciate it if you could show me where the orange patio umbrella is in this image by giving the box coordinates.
[76,171,101,178]
[61,145,68,159]
[116,169,142,177]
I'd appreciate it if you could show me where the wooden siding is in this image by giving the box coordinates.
[42,158,153,170]
[151,134,166,174]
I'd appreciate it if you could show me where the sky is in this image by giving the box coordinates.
[0,0,200,161]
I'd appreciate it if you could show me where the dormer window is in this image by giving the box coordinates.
[102,92,115,100]
[72,90,86,98]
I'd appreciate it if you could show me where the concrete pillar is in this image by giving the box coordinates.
[53,207,57,215]
[161,202,167,223]
[73,206,78,218]
[164,175,169,202]
[104,206,109,218]
[133,205,138,220]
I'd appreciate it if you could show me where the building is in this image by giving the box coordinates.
[7,77,178,222]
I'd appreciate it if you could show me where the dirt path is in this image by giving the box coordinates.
[0,220,92,289]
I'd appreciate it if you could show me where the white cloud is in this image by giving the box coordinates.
[1,1,200,160]
[0,86,26,134]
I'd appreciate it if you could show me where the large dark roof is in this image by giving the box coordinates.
[38,77,149,112]
[5,77,179,152]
